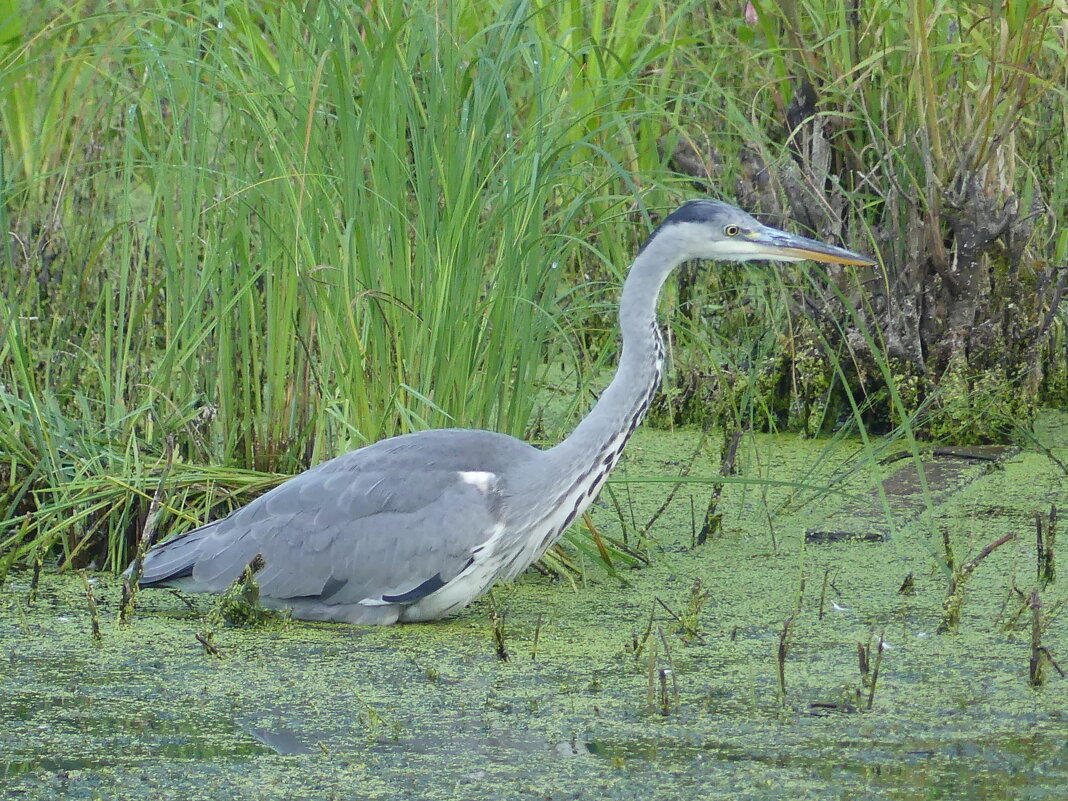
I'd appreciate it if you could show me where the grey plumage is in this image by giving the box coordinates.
[133,199,872,624]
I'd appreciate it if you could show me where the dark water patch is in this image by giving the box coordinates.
[806,446,1020,542]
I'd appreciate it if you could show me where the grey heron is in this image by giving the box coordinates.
[134,199,872,624]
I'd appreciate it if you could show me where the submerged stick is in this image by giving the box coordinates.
[80,570,102,645]
[698,427,743,545]
[531,613,544,661]
[631,600,656,660]
[777,612,797,706]
[1039,506,1057,587]
[655,595,708,645]
[656,625,679,715]
[866,633,885,710]
[1029,589,1045,687]
[492,611,509,662]
[939,530,1017,633]
[658,667,672,716]
[818,568,831,620]
[196,631,223,658]
[645,637,658,711]
[119,434,176,624]
[898,572,915,595]
[1036,513,1045,584]
[641,430,710,541]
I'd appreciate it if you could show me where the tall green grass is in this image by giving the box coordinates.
[0,0,700,571]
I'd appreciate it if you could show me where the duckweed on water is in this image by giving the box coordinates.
[2,414,1066,800]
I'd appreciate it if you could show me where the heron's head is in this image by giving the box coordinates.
[653,199,872,266]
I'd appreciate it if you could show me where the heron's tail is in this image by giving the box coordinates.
[130,524,216,589]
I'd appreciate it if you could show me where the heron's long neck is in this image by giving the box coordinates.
[536,234,685,493]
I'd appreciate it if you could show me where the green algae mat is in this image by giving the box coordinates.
[2,413,1066,800]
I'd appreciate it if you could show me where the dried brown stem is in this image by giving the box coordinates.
[939,531,1018,633]
[80,570,102,645]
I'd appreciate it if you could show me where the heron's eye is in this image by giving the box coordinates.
[724,224,740,237]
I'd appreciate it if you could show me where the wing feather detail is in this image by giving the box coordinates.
[140,429,539,611]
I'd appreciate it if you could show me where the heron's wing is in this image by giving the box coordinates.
[176,430,533,605]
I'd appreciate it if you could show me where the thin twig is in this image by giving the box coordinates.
[960,531,1018,577]
[80,570,102,645]
[866,632,885,710]
[655,596,707,644]
[196,631,223,658]
[640,429,711,538]
[119,435,176,624]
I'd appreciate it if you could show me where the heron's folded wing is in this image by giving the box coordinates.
[189,462,504,605]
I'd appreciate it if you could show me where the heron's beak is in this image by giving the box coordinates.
[750,226,873,266]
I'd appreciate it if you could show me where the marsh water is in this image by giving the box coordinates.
[2,414,1066,800]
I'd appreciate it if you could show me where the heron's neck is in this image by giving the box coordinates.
[539,234,686,487]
